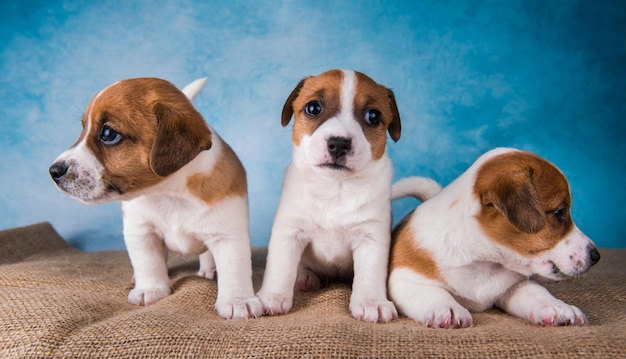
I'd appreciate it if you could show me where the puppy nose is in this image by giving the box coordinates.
[49,162,69,183]
[588,246,601,267]
[327,136,351,159]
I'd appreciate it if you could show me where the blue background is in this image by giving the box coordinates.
[1,0,624,250]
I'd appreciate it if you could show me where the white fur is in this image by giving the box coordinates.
[181,77,208,101]
[121,135,261,319]
[391,176,442,202]
[389,148,598,328]
[50,79,262,319]
[257,70,397,323]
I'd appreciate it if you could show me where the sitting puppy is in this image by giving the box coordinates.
[49,77,262,319]
[389,148,600,328]
[257,69,401,323]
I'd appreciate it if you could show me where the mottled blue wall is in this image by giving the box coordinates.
[1,0,624,249]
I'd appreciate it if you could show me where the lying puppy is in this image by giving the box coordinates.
[49,77,262,319]
[389,148,600,328]
[257,69,401,322]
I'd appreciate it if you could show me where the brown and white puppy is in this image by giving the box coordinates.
[49,77,262,319]
[256,69,401,323]
[389,148,600,328]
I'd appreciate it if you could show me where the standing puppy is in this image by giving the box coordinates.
[389,148,600,328]
[257,69,401,323]
[49,77,262,319]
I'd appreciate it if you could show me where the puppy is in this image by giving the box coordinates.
[257,69,401,323]
[49,77,262,319]
[389,148,600,328]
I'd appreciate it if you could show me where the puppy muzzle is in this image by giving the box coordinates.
[324,136,352,169]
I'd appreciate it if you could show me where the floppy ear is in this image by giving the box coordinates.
[386,89,401,142]
[150,103,212,177]
[281,79,306,127]
[482,168,546,234]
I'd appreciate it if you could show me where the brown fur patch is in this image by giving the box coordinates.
[186,142,247,205]
[474,151,574,256]
[390,213,442,281]
[84,78,212,195]
[353,72,401,160]
[283,70,343,146]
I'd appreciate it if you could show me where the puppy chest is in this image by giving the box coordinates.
[299,225,369,261]
[446,263,522,310]
[302,235,355,276]
[159,227,207,254]
[125,200,210,255]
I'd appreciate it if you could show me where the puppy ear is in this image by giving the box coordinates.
[150,103,212,177]
[281,79,306,127]
[482,168,546,234]
[386,89,401,142]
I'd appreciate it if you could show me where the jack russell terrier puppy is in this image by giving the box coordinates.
[389,148,600,328]
[49,77,262,319]
[257,69,401,323]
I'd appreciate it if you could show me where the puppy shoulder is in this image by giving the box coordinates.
[186,137,247,206]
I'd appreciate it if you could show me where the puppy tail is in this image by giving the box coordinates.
[182,78,208,101]
[391,176,442,202]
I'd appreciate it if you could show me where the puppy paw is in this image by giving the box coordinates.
[528,303,587,326]
[197,269,216,280]
[128,284,171,306]
[422,306,473,329]
[350,299,398,323]
[215,296,264,319]
[256,291,293,316]
[295,269,321,291]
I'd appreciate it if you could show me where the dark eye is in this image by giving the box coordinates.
[304,101,323,117]
[363,109,382,125]
[99,125,122,145]
[552,209,568,223]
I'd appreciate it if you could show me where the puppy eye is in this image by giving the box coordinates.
[99,125,123,145]
[552,209,568,223]
[363,109,382,125]
[304,101,323,117]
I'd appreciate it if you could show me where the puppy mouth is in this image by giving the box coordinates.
[550,262,568,279]
[320,163,350,171]
[62,181,123,204]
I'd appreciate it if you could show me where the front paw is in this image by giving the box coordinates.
[128,284,171,306]
[215,296,263,319]
[350,299,398,323]
[256,291,293,316]
[421,305,473,329]
[197,268,216,280]
[528,303,587,326]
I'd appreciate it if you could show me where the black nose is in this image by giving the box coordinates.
[327,136,351,160]
[49,162,69,183]
[588,246,601,267]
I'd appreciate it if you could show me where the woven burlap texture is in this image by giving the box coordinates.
[1,222,624,358]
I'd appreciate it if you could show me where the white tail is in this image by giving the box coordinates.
[391,176,442,202]
[182,77,208,101]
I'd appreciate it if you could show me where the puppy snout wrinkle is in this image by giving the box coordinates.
[327,137,351,160]
[49,162,69,183]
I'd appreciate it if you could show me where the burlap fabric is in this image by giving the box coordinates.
[1,223,624,358]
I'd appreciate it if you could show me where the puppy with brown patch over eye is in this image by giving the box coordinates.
[49,77,262,319]
[389,148,600,328]
[257,69,402,323]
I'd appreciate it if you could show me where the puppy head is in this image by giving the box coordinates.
[49,78,212,204]
[474,149,599,280]
[281,69,401,174]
